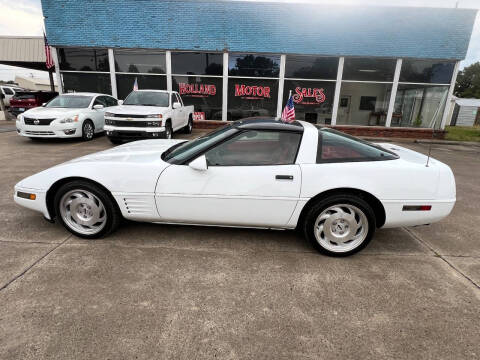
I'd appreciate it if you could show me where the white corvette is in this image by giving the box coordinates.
[14,119,456,256]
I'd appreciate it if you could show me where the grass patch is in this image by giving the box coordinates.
[445,126,480,142]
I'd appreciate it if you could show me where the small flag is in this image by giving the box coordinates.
[133,77,138,91]
[281,93,295,123]
[43,33,54,69]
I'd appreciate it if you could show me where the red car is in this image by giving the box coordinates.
[10,91,58,116]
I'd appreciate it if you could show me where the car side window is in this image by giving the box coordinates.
[205,130,302,166]
[317,129,398,163]
[3,87,13,95]
[106,96,118,107]
[175,93,183,106]
[93,96,107,107]
[171,93,177,107]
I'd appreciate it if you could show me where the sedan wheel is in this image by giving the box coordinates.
[303,194,375,256]
[82,121,94,141]
[54,180,122,238]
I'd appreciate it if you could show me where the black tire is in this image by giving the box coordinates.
[163,120,173,139]
[109,137,123,145]
[82,120,95,141]
[302,194,376,257]
[54,180,122,239]
[183,115,193,134]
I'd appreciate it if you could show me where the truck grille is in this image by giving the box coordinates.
[111,114,147,118]
[106,120,152,127]
[24,117,55,125]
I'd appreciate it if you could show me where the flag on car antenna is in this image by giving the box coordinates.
[281,90,295,123]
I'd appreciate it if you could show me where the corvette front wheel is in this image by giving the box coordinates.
[303,194,376,256]
[54,180,122,239]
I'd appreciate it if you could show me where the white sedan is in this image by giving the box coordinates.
[16,92,118,141]
[14,119,456,256]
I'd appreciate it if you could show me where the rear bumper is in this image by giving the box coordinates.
[382,199,456,228]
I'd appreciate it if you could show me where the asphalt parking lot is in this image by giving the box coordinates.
[0,127,479,359]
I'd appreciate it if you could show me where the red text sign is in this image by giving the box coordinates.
[193,112,205,121]
[235,84,271,99]
[179,83,216,97]
[293,87,326,105]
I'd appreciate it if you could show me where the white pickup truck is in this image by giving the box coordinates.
[104,90,194,144]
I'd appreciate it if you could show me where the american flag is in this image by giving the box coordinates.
[43,33,54,69]
[281,94,295,123]
[133,77,138,91]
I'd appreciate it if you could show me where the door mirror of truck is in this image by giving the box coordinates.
[93,104,104,110]
[173,102,181,109]
[118,100,123,105]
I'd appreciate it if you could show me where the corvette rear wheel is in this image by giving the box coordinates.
[54,180,121,238]
[303,194,375,256]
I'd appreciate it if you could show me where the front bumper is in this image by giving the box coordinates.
[104,125,166,139]
[14,186,50,219]
[16,120,82,138]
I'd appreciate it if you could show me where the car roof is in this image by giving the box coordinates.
[233,117,304,133]
[61,92,111,97]
[133,89,172,93]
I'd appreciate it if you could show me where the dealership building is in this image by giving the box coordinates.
[41,0,477,132]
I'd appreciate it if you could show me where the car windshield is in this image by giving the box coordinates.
[318,128,398,163]
[46,95,93,108]
[123,91,169,107]
[14,94,35,100]
[163,125,238,164]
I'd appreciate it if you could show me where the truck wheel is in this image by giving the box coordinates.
[164,121,172,139]
[183,115,193,134]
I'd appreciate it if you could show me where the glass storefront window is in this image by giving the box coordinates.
[116,74,167,99]
[114,49,166,74]
[172,76,223,120]
[285,56,338,80]
[172,52,223,76]
[229,54,280,77]
[400,60,455,84]
[62,72,111,94]
[393,84,449,128]
[337,82,392,126]
[343,58,396,82]
[227,78,278,120]
[283,80,336,124]
[58,48,109,72]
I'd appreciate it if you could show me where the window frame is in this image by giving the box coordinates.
[203,129,304,167]
[316,128,399,164]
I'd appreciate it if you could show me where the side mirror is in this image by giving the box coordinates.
[188,155,208,171]
[173,101,181,109]
[42,102,46,107]
[93,104,104,110]
[118,100,123,105]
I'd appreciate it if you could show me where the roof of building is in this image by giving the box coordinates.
[455,98,480,107]
[41,0,477,60]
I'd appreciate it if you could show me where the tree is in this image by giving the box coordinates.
[455,62,480,99]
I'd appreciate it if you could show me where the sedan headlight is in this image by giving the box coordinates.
[105,112,114,117]
[146,114,163,119]
[17,114,24,122]
[59,115,79,123]
[147,121,162,127]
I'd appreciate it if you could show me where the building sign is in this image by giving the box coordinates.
[178,83,216,97]
[234,84,271,99]
[193,112,205,121]
[292,87,326,105]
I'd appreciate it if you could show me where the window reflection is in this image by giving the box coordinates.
[114,49,166,74]
[172,52,223,75]
[343,58,396,82]
[58,48,109,72]
[400,60,454,84]
[285,56,338,79]
[229,54,280,77]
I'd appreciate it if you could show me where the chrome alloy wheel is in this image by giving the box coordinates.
[59,189,107,235]
[314,204,369,253]
[83,122,94,140]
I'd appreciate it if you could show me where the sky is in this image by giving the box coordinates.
[0,0,479,81]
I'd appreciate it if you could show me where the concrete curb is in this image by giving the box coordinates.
[414,139,480,147]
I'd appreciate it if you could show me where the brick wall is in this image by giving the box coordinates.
[41,0,476,60]
[193,120,445,139]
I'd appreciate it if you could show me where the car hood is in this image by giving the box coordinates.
[107,105,169,115]
[22,107,84,119]
[68,139,186,164]
[15,139,187,191]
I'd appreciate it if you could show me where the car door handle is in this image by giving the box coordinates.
[275,175,294,180]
